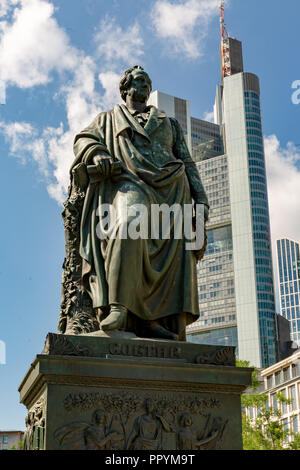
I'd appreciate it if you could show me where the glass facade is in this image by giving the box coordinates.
[245,90,277,367]
[186,81,277,368]
[206,225,233,255]
[277,238,300,345]
[151,62,278,368]
[186,154,236,340]
[190,117,224,162]
[188,326,238,351]
[174,97,188,136]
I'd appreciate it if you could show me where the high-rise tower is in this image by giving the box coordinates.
[277,238,300,346]
[149,3,278,368]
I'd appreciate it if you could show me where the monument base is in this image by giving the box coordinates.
[19,333,252,450]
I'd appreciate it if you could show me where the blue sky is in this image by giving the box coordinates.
[0,0,300,431]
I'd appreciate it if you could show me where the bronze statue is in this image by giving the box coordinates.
[58,66,209,341]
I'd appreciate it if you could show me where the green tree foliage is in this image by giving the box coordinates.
[9,441,23,451]
[237,359,300,450]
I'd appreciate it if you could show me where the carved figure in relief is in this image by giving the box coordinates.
[126,398,172,450]
[177,413,227,450]
[54,394,228,451]
[54,409,123,450]
[23,402,45,450]
[84,409,123,450]
[23,412,34,450]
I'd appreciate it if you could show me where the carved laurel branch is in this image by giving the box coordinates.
[30,396,45,417]
[42,335,91,357]
[58,180,97,335]
[63,391,221,416]
[195,347,236,366]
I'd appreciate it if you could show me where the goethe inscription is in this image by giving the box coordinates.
[108,342,181,359]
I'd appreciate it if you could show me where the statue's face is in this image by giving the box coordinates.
[94,410,106,426]
[145,399,155,414]
[126,70,151,103]
[180,413,192,428]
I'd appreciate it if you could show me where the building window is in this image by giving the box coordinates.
[292,415,299,434]
[281,389,288,414]
[283,367,290,382]
[282,418,289,432]
[275,371,281,386]
[272,393,278,411]
[2,435,8,444]
[292,363,298,378]
[267,375,274,389]
[289,385,297,411]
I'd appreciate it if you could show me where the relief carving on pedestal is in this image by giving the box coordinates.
[23,397,46,450]
[54,392,228,450]
[195,346,236,366]
[42,334,91,357]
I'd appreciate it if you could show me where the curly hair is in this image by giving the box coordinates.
[119,65,152,102]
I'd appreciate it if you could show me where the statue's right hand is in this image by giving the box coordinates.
[91,154,123,179]
[92,154,112,178]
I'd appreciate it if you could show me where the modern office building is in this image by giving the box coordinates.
[149,34,278,368]
[243,350,300,447]
[277,238,300,346]
[259,350,300,440]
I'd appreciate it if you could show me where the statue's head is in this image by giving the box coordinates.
[179,412,192,428]
[92,409,107,427]
[145,398,156,415]
[119,65,152,104]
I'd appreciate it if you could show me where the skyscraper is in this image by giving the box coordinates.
[149,23,278,369]
[277,238,300,346]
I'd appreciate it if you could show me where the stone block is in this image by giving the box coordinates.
[19,333,252,450]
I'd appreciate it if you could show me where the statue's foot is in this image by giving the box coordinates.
[101,305,127,331]
[145,322,179,341]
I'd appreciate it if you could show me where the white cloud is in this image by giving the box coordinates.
[0,59,120,204]
[265,135,300,245]
[203,110,214,122]
[0,0,99,203]
[0,0,19,18]
[0,120,49,175]
[95,17,144,66]
[44,58,102,203]
[0,0,77,88]
[151,0,221,59]
[264,135,300,304]
[1,0,222,207]
[0,0,146,204]
[98,71,122,109]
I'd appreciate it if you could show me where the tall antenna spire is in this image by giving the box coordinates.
[220,0,231,79]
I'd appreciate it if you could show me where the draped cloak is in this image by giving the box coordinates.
[71,104,208,328]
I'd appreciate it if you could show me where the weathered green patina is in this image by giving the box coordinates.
[58,66,209,340]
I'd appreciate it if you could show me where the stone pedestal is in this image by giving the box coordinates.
[19,333,252,450]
